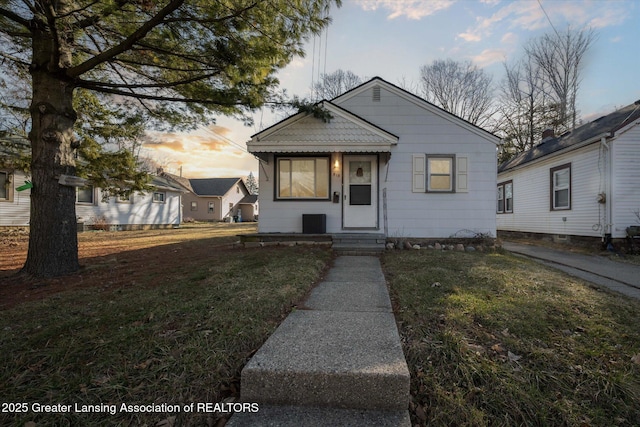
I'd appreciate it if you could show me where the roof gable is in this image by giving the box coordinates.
[188,177,245,196]
[499,100,640,172]
[332,77,501,145]
[248,101,398,153]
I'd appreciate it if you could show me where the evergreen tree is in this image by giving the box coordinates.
[245,172,258,195]
[0,0,340,277]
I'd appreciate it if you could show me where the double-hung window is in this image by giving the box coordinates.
[412,154,468,193]
[550,164,571,210]
[497,181,513,213]
[277,157,329,200]
[427,156,455,192]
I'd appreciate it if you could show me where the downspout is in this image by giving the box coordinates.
[600,136,612,245]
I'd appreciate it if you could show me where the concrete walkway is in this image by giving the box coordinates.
[503,241,640,299]
[228,256,411,426]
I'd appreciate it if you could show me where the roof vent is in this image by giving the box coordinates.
[372,86,381,102]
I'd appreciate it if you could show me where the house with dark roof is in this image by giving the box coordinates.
[247,77,500,237]
[497,100,640,246]
[176,177,251,222]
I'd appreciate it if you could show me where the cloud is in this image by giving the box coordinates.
[471,48,507,67]
[458,31,482,42]
[142,135,185,152]
[460,0,628,43]
[589,7,627,29]
[355,0,455,20]
[140,124,256,178]
[501,32,518,45]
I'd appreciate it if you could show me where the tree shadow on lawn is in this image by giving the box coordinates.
[0,237,243,310]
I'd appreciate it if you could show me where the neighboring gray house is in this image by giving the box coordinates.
[497,100,640,245]
[247,77,500,238]
[169,176,250,222]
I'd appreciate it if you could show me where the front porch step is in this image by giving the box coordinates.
[332,233,386,255]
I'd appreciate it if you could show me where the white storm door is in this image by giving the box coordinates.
[343,155,378,228]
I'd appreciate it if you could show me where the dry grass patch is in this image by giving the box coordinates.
[0,227,332,426]
[383,250,640,427]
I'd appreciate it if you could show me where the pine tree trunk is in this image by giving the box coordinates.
[22,23,80,277]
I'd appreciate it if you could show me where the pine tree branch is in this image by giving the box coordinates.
[67,0,185,78]
[0,6,32,29]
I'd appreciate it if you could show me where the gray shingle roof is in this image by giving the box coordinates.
[239,194,258,204]
[188,177,243,196]
[151,175,186,192]
[499,101,640,173]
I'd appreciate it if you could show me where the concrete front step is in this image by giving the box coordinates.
[226,405,411,427]
[332,234,386,255]
[332,233,386,243]
[240,310,410,411]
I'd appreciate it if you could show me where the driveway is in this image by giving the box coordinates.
[502,241,640,300]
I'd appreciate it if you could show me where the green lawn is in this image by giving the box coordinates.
[383,249,640,427]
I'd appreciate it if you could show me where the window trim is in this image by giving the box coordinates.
[0,170,13,202]
[426,154,455,193]
[117,193,133,204]
[497,180,513,214]
[550,163,571,211]
[152,191,166,204]
[190,201,198,211]
[76,185,95,205]
[275,155,331,201]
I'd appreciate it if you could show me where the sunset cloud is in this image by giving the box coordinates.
[140,125,256,178]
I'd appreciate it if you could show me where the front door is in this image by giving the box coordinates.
[343,155,378,228]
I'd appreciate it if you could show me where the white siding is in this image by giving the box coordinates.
[0,169,31,226]
[257,153,345,233]
[223,184,249,219]
[337,86,497,238]
[1,172,181,228]
[257,84,498,238]
[497,144,603,237]
[612,125,640,238]
[76,189,181,227]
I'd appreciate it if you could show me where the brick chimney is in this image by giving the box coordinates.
[541,128,555,142]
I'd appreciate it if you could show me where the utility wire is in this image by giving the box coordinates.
[202,127,248,154]
[537,0,559,38]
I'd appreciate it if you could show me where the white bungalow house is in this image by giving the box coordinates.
[1,166,184,229]
[497,100,640,246]
[247,77,500,239]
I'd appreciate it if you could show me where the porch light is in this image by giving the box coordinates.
[356,167,364,177]
[334,159,340,170]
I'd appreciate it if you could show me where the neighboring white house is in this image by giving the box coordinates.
[247,77,500,238]
[497,100,640,244]
[0,167,184,229]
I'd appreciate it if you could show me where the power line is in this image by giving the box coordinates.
[201,126,248,154]
[537,0,559,38]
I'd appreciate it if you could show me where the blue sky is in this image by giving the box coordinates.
[143,0,640,178]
